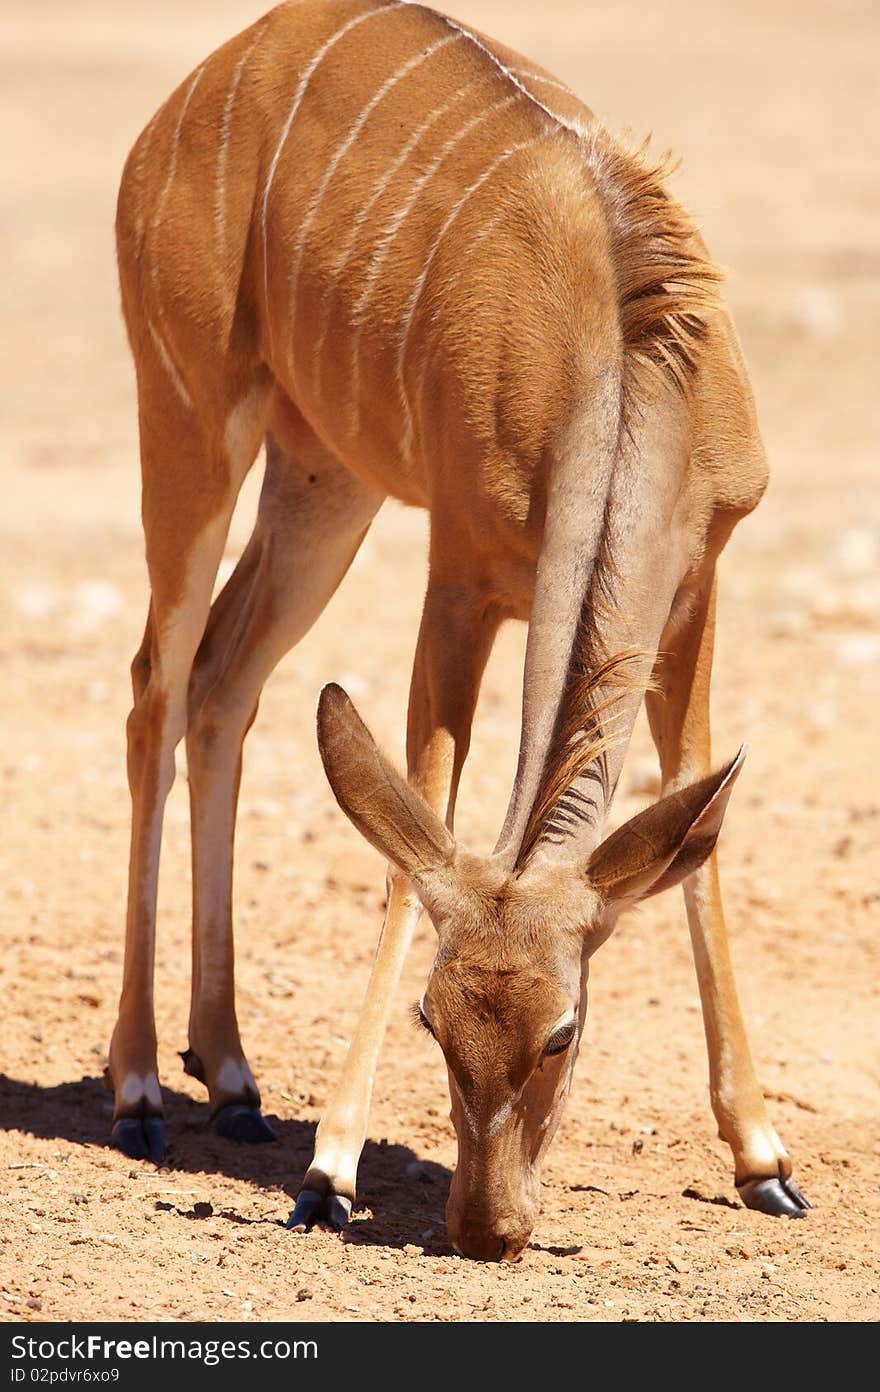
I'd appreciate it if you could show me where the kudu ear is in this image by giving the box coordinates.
[586,746,747,907]
[316,683,456,891]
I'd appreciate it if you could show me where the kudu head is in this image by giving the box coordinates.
[316,683,745,1261]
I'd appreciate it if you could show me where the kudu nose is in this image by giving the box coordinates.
[452,1223,526,1263]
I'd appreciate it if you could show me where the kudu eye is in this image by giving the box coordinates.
[544,1020,577,1056]
[411,1000,436,1039]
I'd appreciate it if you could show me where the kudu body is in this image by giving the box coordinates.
[111,0,808,1258]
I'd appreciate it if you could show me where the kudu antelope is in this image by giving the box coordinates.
[112,0,809,1259]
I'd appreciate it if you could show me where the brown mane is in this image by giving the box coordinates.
[516,136,721,866]
[584,127,725,439]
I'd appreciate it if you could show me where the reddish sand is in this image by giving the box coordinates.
[1,0,877,1322]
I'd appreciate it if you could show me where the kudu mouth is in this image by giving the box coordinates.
[447,1206,535,1263]
[445,1125,543,1263]
[451,1235,521,1263]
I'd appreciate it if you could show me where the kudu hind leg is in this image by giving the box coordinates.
[646,573,809,1216]
[184,428,382,1141]
[113,512,237,1161]
[290,580,501,1232]
[110,375,267,1162]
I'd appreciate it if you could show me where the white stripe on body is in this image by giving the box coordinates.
[287,32,459,374]
[511,68,574,97]
[215,22,271,261]
[260,1,400,360]
[147,63,205,406]
[395,135,548,461]
[147,321,194,410]
[133,110,162,256]
[311,71,477,398]
[149,64,206,290]
[346,93,521,437]
[437,16,581,135]
[408,203,508,439]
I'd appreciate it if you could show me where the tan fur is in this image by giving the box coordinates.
[109,1,801,1254]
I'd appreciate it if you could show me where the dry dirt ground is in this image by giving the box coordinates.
[1,0,878,1325]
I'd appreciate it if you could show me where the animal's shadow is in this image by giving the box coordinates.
[0,1073,451,1253]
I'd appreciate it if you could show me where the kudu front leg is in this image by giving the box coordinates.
[184,429,381,1142]
[290,581,500,1232]
[646,573,809,1216]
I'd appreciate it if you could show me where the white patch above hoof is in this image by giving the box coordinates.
[216,1058,257,1096]
[119,1072,162,1109]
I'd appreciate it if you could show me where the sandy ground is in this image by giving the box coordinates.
[1,0,878,1324]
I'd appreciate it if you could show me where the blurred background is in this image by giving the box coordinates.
[0,1,877,1321]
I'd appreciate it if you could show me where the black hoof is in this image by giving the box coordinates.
[213,1103,276,1144]
[783,1177,812,1210]
[111,1116,165,1164]
[738,1174,811,1218]
[286,1187,353,1233]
